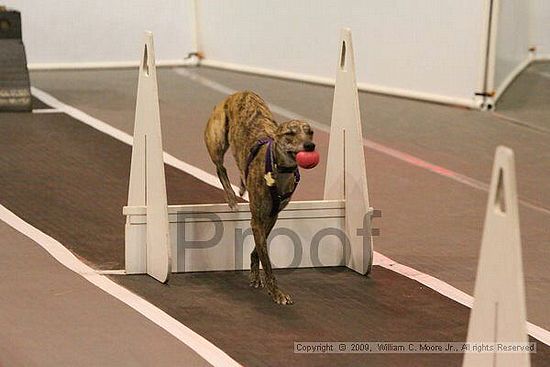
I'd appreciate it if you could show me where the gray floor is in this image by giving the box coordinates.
[497,61,550,133]
[28,63,550,331]
[0,220,211,367]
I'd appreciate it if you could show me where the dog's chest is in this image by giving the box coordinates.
[275,172,297,205]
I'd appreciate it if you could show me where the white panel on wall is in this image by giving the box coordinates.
[4,0,194,66]
[530,0,550,58]
[197,0,487,107]
[492,0,530,96]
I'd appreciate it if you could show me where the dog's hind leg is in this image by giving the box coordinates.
[204,101,238,210]
[249,248,262,288]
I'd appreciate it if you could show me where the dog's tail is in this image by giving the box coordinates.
[204,99,230,160]
[204,99,239,209]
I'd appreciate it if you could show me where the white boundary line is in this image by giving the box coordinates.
[30,86,244,199]
[174,69,550,216]
[30,80,550,345]
[0,204,241,367]
[373,252,550,345]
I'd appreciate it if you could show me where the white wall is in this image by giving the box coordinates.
[197,0,488,107]
[492,0,531,95]
[8,0,542,107]
[530,0,550,58]
[4,0,195,66]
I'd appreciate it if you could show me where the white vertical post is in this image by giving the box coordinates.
[463,146,529,367]
[477,0,500,109]
[324,28,373,275]
[126,31,171,283]
[189,0,201,56]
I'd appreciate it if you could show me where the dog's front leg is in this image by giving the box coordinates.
[249,216,276,288]
[251,216,293,305]
[239,177,247,197]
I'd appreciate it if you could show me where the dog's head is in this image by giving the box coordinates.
[275,120,315,158]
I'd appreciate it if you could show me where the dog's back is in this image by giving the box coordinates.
[205,91,276,173]
[204,91,276,208]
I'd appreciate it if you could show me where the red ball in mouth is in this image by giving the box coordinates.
[296,150,320,169]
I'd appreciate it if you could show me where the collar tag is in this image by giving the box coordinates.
[264,172,276,186]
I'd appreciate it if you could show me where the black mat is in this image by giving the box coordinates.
[1,94,547,367]
[0,111,230,269]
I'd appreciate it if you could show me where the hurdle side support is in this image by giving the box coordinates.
[125,31,171,283]
[463,147,530,367]
[324,28,374,275]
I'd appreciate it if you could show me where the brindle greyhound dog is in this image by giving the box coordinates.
[204,91,315,305]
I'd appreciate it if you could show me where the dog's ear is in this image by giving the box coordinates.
[301,122,314,136]
[276,123,295,136]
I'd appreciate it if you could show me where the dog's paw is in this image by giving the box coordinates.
[239,184,246,197]
[249,272,264,288]
[269,288,293,305]
[228,200,239,211]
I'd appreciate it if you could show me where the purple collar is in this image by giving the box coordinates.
[245,138,300,216]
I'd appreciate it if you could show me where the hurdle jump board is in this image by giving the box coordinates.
[124,29,378,282]
[125,200,374,273]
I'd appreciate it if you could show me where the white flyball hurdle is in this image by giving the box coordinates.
[123,29,380,283]
[463,147,530,367]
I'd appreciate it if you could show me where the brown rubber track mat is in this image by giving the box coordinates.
[31,96,51,109]
[28,67,550,330]
[113,267,550,367]
[0,110,230,269]
[1,106,548,366]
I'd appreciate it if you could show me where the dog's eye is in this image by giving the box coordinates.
[284,130,296,135]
